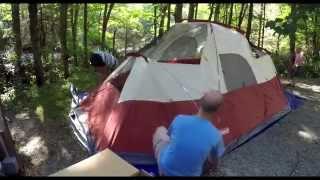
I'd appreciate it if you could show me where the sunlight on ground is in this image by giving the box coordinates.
[314,105,320,112]
[15,112,30,120]
[298,125,319,143]
[35,105,45,123]
[295,83,320,93]
[60,147,72,161]
[19,136,49,166]
[282,79,320,93]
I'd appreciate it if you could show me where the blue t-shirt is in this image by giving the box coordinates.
[159,115,225,176]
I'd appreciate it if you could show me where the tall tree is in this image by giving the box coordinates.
[228,3,234,25]
[258,4,263,47]
[112,29,117,55]
[288,4,298,57]
[194,3,198,20]
[238,3,248,29]
[312,11,318,56]
[83,3,89,67]
[28,4,45,87]
[59,4,69,78]
[153,4,157,39]
[124,27,128,55]
[276,34,281,55]
[223,4,229,24]
[246,3,254,40]
[208,3,214,21]
[101,3,114,49]
[11,4,26,82]
[39,5,47,62]
[71,4,79,65]
[214,4,221,22]
[167,3,171,31]
[159,4,168,37]
[188,3,195,21]
[261,4,266,48]
[174,3,183,23]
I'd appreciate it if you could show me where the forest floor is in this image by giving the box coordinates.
[2,75,320,176]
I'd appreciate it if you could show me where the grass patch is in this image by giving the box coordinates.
[3,66,98,124]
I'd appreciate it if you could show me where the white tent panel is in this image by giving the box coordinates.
[119,59,206,103]
[211,24,276,84]
[253,55,278,82]
[116,22,278,103]
[200,24,227,94]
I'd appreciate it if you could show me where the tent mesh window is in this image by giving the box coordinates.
[220,53,257,91]
[145,23,207,62]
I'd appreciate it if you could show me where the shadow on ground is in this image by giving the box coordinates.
[2,67,96,176]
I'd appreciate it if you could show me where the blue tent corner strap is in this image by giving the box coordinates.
[284,90,304,110]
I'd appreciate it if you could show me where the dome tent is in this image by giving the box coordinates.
[69,21,290,173]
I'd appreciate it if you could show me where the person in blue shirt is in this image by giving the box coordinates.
[152,90,225,176]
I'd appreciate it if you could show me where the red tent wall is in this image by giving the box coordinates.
[81,75,288,155]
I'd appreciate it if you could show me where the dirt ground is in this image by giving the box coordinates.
[5,110,87,176]
[3,78,320,176]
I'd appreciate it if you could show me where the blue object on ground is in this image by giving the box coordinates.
[284,90,304,110]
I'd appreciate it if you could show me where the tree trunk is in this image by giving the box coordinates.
[167,4,171,31]
[257,4,263,47]
[238,3,248,29]
[208,3,214,21]
[101,4,108,49]
[101,3,114,50]
[174,3,183,23]
[289,4,298,56]
[276,34,280,55]
[83,3,89,67]
[159,4,168,37]
[228,3,233,25]
[28,4,45,87]
[11,4,26,82]
[238,3,245,27]
[39,5,47,62]
[188,3,195,21]
[194,3,198,20]
[72,4,79,66]
[313,12,318,56]
[154,5,157,39]
[124,27,128,55]
[261,4,266,48]
[59,4,69,79]
[112,30,116,55]
[246,3,253,40]
[214,4,220,22]
[224,4,229,24]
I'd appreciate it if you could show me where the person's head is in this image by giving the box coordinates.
[296,47,302,54]
[89,52,118,82]
[198,90,224,119]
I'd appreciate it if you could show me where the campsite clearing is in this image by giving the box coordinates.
[3,78,320,176]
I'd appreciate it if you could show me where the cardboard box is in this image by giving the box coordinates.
[50,148,140,176]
